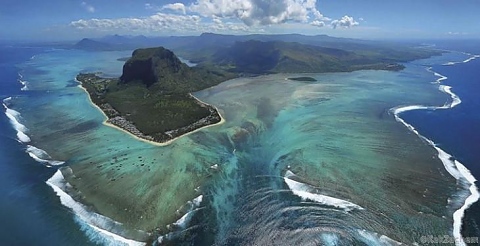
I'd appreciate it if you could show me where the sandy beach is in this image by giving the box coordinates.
[76,82,226,147]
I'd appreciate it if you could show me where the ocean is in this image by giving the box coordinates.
[401,41,480,241]
[0,41,478,245]
[0,46,96,245]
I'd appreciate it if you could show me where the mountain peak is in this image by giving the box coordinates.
[120,47,184,88]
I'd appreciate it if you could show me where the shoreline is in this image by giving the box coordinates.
[391,54,479,246]
[76,80,226,147]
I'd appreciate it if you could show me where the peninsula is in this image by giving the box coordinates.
[77,47,234,143]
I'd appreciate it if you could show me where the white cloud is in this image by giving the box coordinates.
[81,2,95,13]
[447,31,468,36]
[69,13,258,34]
[331,15,358,29]
[162,3,187,14]
[70,0,361,35]
[212,17,223,24]
[71,13,198,32]
[310,20,325,27]
[187,0,328,26]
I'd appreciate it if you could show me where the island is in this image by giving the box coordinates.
[288,77,318,82]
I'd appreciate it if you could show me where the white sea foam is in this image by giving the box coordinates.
[442,53,480,66]
[173,209,200,229]
[157,235,165,244]
[157,194,204,242]
[192,195,203,207]
[443,61,458,66]
[26,145,64,166]
[18,79,28,91]
[425,67,448,83]
[3,97,12,103]
[434,146,462,180]
[17,73,29,90]
[20,82,28,91]
[441,85,461,108]
[3,98,64,166]
[284,170,363,211]
[321,233,339,246]
[2,100,31,142]
[391,66,479,246]
[462,54,480,63]
[452,163,479,246]
[357,229,403,245]
[46,169,147,246]
[173,195,203,229]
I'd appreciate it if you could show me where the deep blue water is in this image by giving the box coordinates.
[0,45,95,245]
[401,41,480,239]
[1,41,480,244]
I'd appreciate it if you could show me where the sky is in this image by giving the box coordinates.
[1,0,479,41]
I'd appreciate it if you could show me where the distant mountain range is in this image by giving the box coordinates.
[71,32,402,53]
[73,35,159,51]
[211,40,406,74]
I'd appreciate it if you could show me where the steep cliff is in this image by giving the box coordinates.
[119,47,232,94]
[120,47,185,87]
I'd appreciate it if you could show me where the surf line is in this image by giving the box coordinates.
[3,97,65,167]
[443,52,480,66]
[3,96,146,244]
[390,56,479,246]
[47,168,149,246]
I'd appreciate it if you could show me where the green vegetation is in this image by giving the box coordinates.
[77,47,233,143]
[210,40,411,74]
[288,77,318,82]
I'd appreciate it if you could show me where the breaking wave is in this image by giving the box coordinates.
[3,97,66,167]
[26,145,64,166]
[156,195,204,244]
[3,97,31,142]
[47,168,149,246]
[284,170,363,212]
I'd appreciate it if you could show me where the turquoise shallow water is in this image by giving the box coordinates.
[192,69,457,245]
[4,48,475,245]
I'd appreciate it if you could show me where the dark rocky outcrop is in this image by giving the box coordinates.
[119,47,233,94]
[120,47,185,87]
